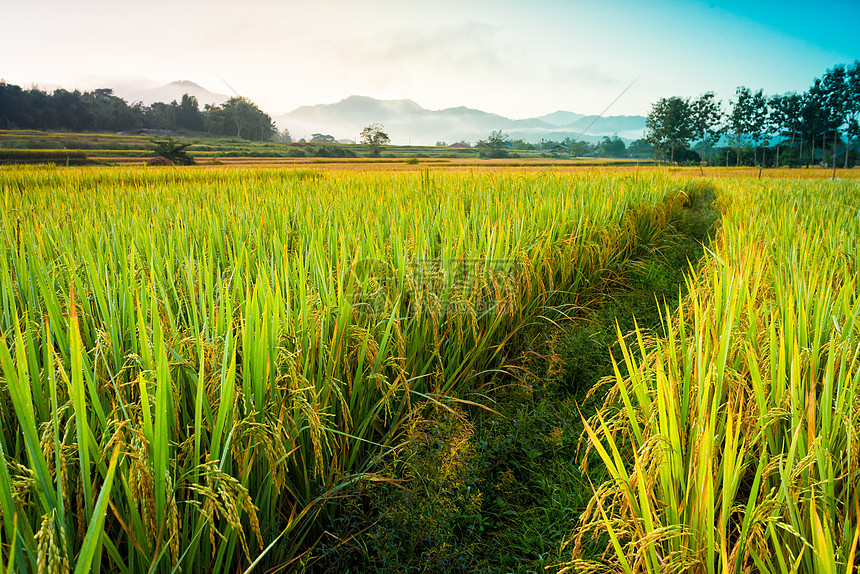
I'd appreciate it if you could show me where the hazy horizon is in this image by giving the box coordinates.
[3,0,858,119]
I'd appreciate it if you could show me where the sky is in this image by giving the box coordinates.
[2,0,858,119]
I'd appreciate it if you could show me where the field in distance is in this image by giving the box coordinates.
[0,128,649,165]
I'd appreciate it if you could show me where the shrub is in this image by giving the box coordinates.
[151,137,195,165]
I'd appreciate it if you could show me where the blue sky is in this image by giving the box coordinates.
[1,0,857,118]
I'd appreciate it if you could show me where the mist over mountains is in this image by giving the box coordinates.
[274,95,646,145]
[113,81,229,108]
[82,79,648,145]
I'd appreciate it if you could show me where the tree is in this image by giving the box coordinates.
[644,96,693,162]
[846,61,860,167]
[748,90,768,166]
[310,133,336,143]
[800,81,828,166]
[360,123,390,157]
[215,97,276,141]
[568,140,590,157]
[689,92,723,165]
[728,87,752,166]
[274,128,292,144]
[475,130,510,158]
[821,64,850,171]
[596,135,627,158]
[175,94,204,132]
[145,101,177,131]
[770,93,803,166]
[627,139,654,159]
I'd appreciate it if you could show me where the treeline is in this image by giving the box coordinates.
[0,83,276,141]
[645,61,860,167]
[510,135,648,158]
[468,131,652,160]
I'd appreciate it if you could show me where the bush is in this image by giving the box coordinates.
[673,147,701,165]
[151,137,195,165]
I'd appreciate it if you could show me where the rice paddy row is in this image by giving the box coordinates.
[566,177,860,573]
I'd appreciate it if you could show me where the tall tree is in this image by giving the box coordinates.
[800,80,828,167]
[689,92,723,165]
[767,94,791,167]
[728,87,767,166]
[644,96,693,162]
[774,93,803,151]
[821,64,848,170]
[145,101,177,131]
[847,61,860,167]
[728,87,752,166]
[748,90,768,165]
[175,94,205,132]
[596,135,627,158]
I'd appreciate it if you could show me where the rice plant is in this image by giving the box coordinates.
[0,165,697,572]
[564,178,860,573]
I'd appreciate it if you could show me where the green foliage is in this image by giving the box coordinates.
[206,97,276,141]
[729,86,768,165]
[311,133,336,143]
[475,130,510,158]
[175,94,205,132]
[151,136,196,165]
[274,128,292,144]
[568,140,592,157]
[690,92,723,164]
[596,135,627,158]
[672,146,701,164]
[645,96,694,162]
[360,123,390,157]
[309,145,356,158]
[626,138,654,159]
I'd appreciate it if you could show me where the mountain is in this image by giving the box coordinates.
[114,81,229,107]
[535,110,586,126]
[275,96,645,145]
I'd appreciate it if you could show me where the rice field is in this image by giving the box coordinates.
[2,164,858,572]
[0,165,708,572]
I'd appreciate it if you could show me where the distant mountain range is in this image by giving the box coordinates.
[111,81,647,145]
[274,95,646,146]
[113,80,229,107]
